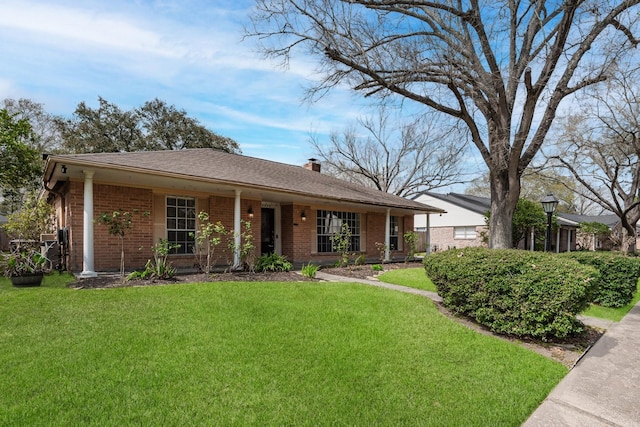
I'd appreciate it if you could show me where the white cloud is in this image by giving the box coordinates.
[0,2,179,57]
[0,0,373,166]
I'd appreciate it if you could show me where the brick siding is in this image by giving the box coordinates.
[429,226,487,252]
[55,179,418,272]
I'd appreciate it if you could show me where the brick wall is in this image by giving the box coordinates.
[62,181,154,272]
[168,195,261,269]
[58,178,419,271]
[429,226,487,252]
[66,180,83,272]
[281,204,312,263]
[92,185,154,271]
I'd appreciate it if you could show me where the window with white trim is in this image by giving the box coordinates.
[316,210,360,253]
[454,226,476,239]
[166,196,196,254]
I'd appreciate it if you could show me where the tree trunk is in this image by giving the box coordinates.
[618,220,637,254]
[119,236,125,277]
[488,167,520,249]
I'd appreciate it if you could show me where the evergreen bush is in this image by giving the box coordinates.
[424,247,599,340]
[561,251,640,308]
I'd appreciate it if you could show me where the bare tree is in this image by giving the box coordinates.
[248,0,640,248]
[547,73,640,252]
[465,169,600,214]
[311,108,467,197]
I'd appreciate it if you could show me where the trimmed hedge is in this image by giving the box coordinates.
[424,248,599,340]
[560,252,640,308]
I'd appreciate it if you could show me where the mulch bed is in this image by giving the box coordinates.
[68,260,603,368]
[69,261,423,289]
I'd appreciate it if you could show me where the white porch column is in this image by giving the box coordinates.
[556,227,561,253]
[80,170,97,278]
[384,208,391,262]
[426,214,431,256]
[233,189,241,269]
[567,229,572,252]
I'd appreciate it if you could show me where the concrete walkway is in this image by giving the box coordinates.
[524,301,640,427]
[315,271,442,302]
[317,271,640,426]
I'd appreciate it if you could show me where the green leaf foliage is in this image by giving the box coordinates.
[255,253,293,272]
[424,247,599,340]
[57,97,240,154]
[578,221,610,235]
[0,109,41,195]
[561,252,640,308]
[484,198,552,248]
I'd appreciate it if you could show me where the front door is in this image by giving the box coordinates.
[261,207,275,255]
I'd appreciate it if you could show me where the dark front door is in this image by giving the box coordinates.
[261,208,275,255]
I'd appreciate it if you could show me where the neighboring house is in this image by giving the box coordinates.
[41,149,443,276]
[0,214,8,251]
[413,192,487,251]
[413,192,580,252]
[560,213,628,251]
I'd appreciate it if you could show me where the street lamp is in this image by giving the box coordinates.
[540,193,559,252]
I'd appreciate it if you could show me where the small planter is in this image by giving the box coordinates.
[10,273,44,287]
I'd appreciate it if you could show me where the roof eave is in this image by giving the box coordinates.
[45,155,444,213]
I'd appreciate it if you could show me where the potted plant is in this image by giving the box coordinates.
[2,241,47,286]
[1,196,54,287]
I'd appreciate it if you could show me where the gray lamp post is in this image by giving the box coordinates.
[541,193,559,252]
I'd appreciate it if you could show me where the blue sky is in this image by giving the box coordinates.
[0,0,374,166]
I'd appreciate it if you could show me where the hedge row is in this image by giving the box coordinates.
[423,248,599,340]
[560,252,640,308]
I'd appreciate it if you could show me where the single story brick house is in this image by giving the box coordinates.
[42,149,443,276]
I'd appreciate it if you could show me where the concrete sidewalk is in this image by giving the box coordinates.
[524,301,640,427]
[315,270,443,302]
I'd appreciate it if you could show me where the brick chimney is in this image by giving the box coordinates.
[303,158,321,173]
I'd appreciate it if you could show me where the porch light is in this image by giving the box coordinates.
[248,206,254,218]
[301,211,307,221]
[61,165,67,174]
[540,193,558,252]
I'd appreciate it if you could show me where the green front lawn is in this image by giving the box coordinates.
[582,281,640,322]
[0,277,565,426]
[378,267,437,291]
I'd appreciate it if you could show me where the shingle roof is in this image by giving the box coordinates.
[559,213,620,228]
[416,192,620,228]
[46,149,441,212]
[414,192,490,214]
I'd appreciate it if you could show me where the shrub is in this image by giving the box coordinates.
[561,252,640,308]
[375,242,388,264]
[424,248,599,340]
[255,253,293,272]
[330,222,352,267]
[371,264,384,272]
[404,231,419,261]
[128,239,179,281]
[301,263,318,278]
[190,212,227,274]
